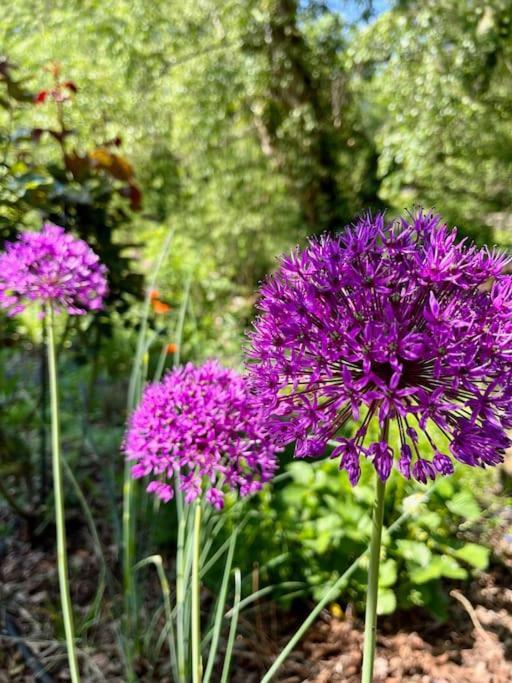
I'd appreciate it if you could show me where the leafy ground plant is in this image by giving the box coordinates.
[239,457,497,618]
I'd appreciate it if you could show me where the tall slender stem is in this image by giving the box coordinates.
[121,227,174,674]
[122,465,136,681]
[123,342,146,681]
[191,501,203,683]
[176,498,187,682]
[46,304,81,683]
[40,310,48,506]
[361,421,389,683]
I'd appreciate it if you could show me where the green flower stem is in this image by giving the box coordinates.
[361,418,389,683]
[176,499,187,682]
[134,555,178,683]
[122,228,174,674]
[361,474,387,683]
[203,529,238,683]
[46,304,81,683]
[122,468,136,681]
[191,501,203,683]
[219,568,241,683]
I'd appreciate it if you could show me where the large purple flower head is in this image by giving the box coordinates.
[247,212,512,485]
[0,223,108,316]
[123,360,279,509]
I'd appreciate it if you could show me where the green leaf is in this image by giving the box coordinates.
[409,560,442,584]
[410,555,467,584]
[378,559,397,588]
[409,582,449,621]
[7,171,52,193]
[304,531,331,554]
[281,484,307,507]
[377,588,397,615]
[446,491,481,520]
[434,478,455,499]
[453,543,490,570]
[437,555,467,580]
[419,511,442,530]
[396,539,432,566]
[288,461,315,486]
[316,513,342,534]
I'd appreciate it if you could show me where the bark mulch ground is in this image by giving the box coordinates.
[1,505,512,682]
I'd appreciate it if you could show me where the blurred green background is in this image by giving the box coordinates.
[1,0,511,630]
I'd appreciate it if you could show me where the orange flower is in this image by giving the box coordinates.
[152,298,172,314]
[149,289,172,314]
[166,343,178,354]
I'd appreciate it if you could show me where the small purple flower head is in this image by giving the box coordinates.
[0,223,108,316]
[123,360,279,507]
[368,442,393,482]
[412,459,436,484]
[432,452,454,475]
[247,211,512,485]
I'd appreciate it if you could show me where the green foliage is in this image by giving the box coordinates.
[0,58,144,338]
[1,0,384,359]
[351,0,512,243]
[3,0,512,359]
[236,455,497,619]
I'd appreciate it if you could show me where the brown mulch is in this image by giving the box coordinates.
[232,551,512,682]
[271,604,512,682]
[1,505,512,682]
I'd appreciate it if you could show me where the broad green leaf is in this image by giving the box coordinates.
[409,583,449,621]
[453,543,490,570]
[446,491,481,520]
[396,539,432,566]
[419,512,442,530]
[377,588,397,615]
[436,555,467,580]
[304,531,331,554]
[378,559,397,588]
[281,484,307,506]
[289,462,315,486]
[410,555,467,584]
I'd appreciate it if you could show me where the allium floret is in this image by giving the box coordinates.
[123,360,279,508]
[247,212,512,485]
[0,223,108,316]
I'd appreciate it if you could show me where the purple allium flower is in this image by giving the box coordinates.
[0,223,108,316]
[123,360,279,508]
[247,211,512,484]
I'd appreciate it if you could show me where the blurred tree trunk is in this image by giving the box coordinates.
[245,0,351,234]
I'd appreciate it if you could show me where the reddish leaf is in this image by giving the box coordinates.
[127,182,142,211]
[34,90,48,104]
[31,128,44,142]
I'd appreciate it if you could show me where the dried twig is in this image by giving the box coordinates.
[450,589,493,642]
